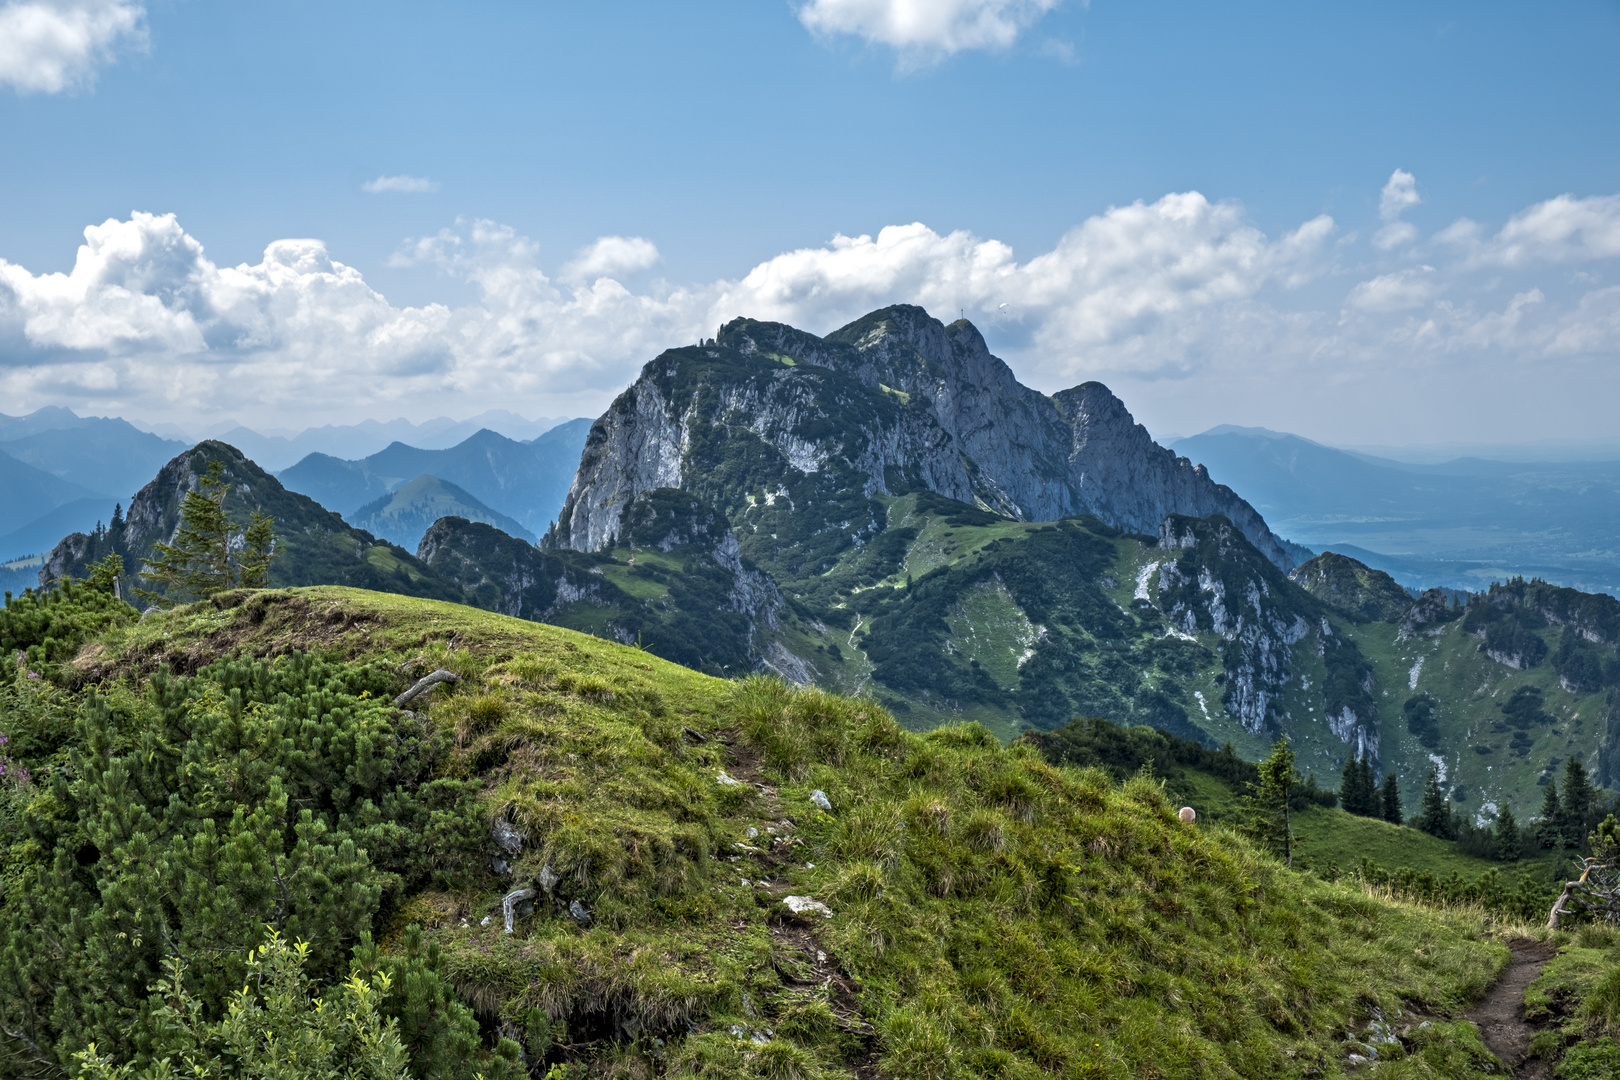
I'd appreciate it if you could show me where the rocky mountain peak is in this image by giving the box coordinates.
[552,305,1293,570]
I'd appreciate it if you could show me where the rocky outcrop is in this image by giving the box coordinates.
[1289,552,1415,624]
[1399,588,1458,637]
[548,342,985,554]
[1054,381,1289,566]
[549,305,1292,569]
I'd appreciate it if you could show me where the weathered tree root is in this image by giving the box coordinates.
[395,669,461,709]
[1547,859,1619,928]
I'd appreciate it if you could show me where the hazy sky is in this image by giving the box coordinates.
[2,0,1618,445]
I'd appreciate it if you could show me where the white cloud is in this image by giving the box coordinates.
[1379,169,1421,222]
[1345,266,1440,312]
[0,0,145,93]
[1370,169,1421,250]
[5,180,1620,436]
[709,193,1335,378]
[1372,221,1417,252]
[564,236,661,280]
[362,175,440,195]
[797,0,1062,61]
[1473,193,1620,267]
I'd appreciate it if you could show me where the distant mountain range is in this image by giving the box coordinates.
[0,410,190,564]
[0,408,580,562]
[190,410,566,471]
[1168,426,1620,597]
[276,418,592,543]
[349,475,535,552]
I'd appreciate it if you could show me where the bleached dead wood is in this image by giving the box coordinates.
[395,669,461,708]
[1547,859,1620,929]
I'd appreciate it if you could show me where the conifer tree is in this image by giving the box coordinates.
[1537,778,1565,849]
[1340,754,1382,817]
[1417,766,1454,838]
[1361,756,1379,817]
[137,459,234,605]
[1380,772,1403,824]
[239,508,279,589]
[1340,754,1366,815]
[1244,736,1299,867]
[1495,804,1521,861]
[1561,757,1598,848]
[135,461,279,605]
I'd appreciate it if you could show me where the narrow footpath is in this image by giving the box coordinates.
[1466,939,1558,1079]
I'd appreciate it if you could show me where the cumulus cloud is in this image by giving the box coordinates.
[564,236,661,280]
[1372,168,1421,250]
[1461,193,1620,267]
[1379,169,1421,222]
[797,0,1062,61]
[362,175,440,194]
[710,193,1335,378]
[0,0,145,93]
[1345,267,1441,313]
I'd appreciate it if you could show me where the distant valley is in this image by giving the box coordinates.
[1170,426,1620,597]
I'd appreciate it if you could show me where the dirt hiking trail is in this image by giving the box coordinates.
[1467,939,1558,1079]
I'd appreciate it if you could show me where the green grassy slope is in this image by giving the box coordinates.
[26,586,1526,1079]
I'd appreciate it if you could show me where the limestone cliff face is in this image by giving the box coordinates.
[548,305,1292,571]
[1153,514,1380,760]
[548,340,986,554]
[1053,382,1289,567]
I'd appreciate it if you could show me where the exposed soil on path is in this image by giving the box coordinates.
[1467,939,1558,1079]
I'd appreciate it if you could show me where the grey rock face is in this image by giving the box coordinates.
[546,305,1292,569]
[1153,514,1379,758]
[40,443,219,588]
[549,348,985,553]
[492,817,525,855]
[1054,382,1289,567]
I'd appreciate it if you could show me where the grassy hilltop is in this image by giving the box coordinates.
[1,582,1570,1079]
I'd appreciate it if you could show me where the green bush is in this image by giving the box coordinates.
[0,651,503,1078]
[1556,1040,1620,1080]
[1,556,136,670]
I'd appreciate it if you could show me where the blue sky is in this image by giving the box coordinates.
[2,0,1618,445]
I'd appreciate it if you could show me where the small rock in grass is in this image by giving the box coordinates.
[783,895,832,918]
[569,899,591,924]
[810,790,831,811]
[716,770,741,786]
[538,863,559,892]
[491,857,510,875]
[480,915,491,926]
[492,818,525,855]
[745,826,759,838]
